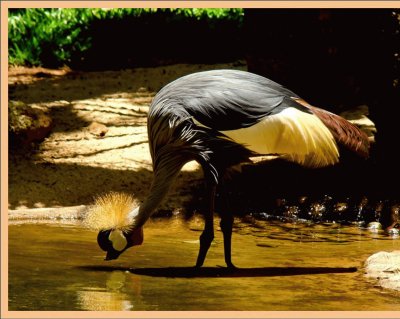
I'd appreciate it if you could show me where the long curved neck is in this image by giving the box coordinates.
[130,156,187,227]
[131,111,200,228]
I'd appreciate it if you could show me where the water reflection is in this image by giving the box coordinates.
[235,217,400,245]
[8,219,400,311]
[77,271,142,311]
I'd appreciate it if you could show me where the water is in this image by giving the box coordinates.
[8,216,400,311]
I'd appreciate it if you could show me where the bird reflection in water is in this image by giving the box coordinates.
[77,271,143,311]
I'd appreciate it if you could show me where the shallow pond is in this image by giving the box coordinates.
[8,216,400,311]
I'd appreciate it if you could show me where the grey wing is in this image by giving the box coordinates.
[151,69,308,131]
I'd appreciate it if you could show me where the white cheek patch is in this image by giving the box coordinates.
[108,230,127,252]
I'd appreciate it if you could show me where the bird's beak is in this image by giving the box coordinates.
[105,250,121,261]
[103,227,143,261]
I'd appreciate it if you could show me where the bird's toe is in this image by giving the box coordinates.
[226,262,237,270]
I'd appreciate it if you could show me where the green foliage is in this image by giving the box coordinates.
[8,8,244,67]
[9,9,91,66]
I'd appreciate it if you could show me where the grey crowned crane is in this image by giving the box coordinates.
[95,69,370,268]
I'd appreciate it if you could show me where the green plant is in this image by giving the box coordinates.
[8,8,244,67]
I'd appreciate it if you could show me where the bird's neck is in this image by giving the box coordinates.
[129,159,186,227]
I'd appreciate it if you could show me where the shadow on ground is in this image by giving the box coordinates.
[9,147,385,217]
[8,154,204,212]
[77,265,358,278]
[9,63,246,105]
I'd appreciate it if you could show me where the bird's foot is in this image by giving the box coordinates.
[226,262,237,270]
[217,262,237,271]
[193,264,202,271]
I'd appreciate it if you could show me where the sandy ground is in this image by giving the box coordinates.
[8,62,247,212]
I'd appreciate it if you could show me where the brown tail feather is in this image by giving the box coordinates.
[293,98,370,158]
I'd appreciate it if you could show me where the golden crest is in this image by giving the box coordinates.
[83,192,137,232]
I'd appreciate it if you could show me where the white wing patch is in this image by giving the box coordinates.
[194,107,339,168]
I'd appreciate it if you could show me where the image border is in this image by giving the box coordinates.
[2,1,400,318]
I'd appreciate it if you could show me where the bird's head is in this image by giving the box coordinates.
[97,226,143,261]
[83,192,143,261]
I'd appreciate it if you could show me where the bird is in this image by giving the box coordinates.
[93,69,370,268]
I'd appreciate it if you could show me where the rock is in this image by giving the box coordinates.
[8,205,87,223]
[387,228,399,237]
[9,100,53,146]
[367,221,382,232]
[365,251,400,292]
[87,122,108,137]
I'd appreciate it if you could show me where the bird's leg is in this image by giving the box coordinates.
[220,213,235,269]
[195,182,216,268]
[219,183,236,269]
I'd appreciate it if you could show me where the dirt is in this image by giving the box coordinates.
[8,62,247,211]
